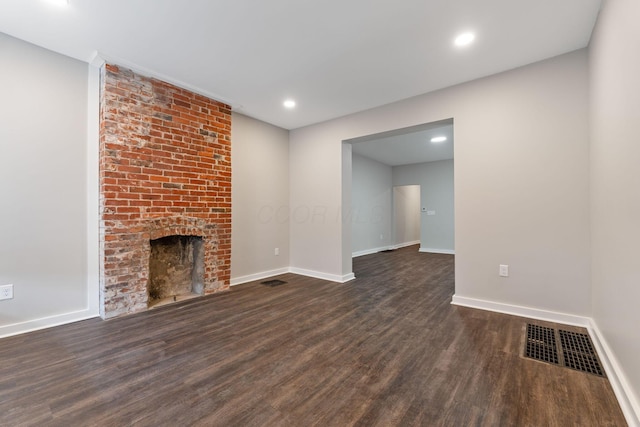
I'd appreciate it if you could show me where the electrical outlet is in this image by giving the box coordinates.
[274,248,279,256]
[0,284,13,300]
[499,265,509,277]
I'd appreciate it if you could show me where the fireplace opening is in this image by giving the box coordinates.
[148,235,204,308]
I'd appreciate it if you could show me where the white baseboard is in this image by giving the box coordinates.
[0,308,99,339]
[340,272,356,282]
[232,267,356,286]
[2,264,356,339]
[392,240,421,250]
[230,268,290,286]
[588,320,640,427]
[451,295,590,327]
[289,267,355,283]
[451,294,639,427]
[419,247,455,255]
[352,240,421,258]
[352,246,389,258]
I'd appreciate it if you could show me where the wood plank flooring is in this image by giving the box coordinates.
[0,246,627,426]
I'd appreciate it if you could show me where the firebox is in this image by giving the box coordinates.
[148,235,204,307]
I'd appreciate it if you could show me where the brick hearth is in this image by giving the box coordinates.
[99,64,231,318]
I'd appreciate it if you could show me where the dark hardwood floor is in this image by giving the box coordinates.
[0,246,626,426]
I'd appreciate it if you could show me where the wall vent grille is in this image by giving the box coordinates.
[261,279,287,287]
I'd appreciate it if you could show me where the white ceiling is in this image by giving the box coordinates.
[0,0,601,130]
[349,120,454,167]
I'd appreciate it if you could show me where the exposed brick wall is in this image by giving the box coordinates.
[99,64,231,318]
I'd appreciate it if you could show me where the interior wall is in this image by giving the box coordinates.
[393,185,420,247]
[0,33,91,334]
[289,125,345,281]
[231,113,290,283]
[394,159,454,253]
[351,153,392,255]
[290,48,590,315]
[589,0,640,419]
[341,143,353,279]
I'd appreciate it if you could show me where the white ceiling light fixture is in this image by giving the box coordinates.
[454,32,475,47]
[430,136,447,143]
[283,99,296,109]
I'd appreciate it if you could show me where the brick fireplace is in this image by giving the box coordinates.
[99,64,231,319]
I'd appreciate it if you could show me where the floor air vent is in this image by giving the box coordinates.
[525,324,559,364]
[261,279,287,287]
[559,330,605,376]
[524,324,605,377]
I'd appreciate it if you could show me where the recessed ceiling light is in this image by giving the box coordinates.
[283,99,296,109]
[431,136,447,143]
[454,32,475,47]
[45,0,70,6]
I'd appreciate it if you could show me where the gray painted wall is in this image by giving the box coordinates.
[351,155,452,255]
[351,153,392,255]
[290,49,590,315]
[231,113,290,283]
[0,33,90,333]
[394,160,454,253]
[0,37,592,330]
[590,0,640,420]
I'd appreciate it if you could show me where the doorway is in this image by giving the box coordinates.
[393,185,421,249]
[345,118,455,270]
